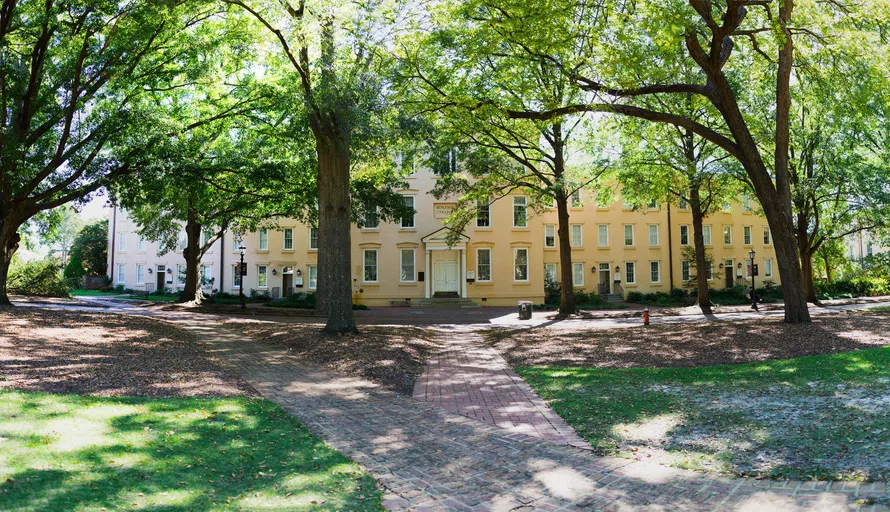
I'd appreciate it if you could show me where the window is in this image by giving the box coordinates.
[361,204,379,229]
[544,225,556,248]
[136,235,146,252]
[722,202,731,213]
[177,264,186,285]
[476,198,490,228]
[679,198,689,210]
[742,194,751,212]
[257,265,268,288]
[723,226,733,245]
[763,226,771,245]
[202,230,212,247]
[573,263,584,286]
[682,260,691,281]
[117,232,126,251]
[514,248,529,281]
[283,228,294,250]
[595,193,611,209]
[136,264,144,284]
[233,237,242,252]
[622,197,633,209]
[117,264,125,284]
[544,263,557,283]
[867,243,874,257]
[436,148,458,175]
[401,196,415,229]
[625,262,636,284]
[680,225,689,246]
[647,199,658,209]
[743,226,752,245]
[571,224,583,247]
[309,227,318,250]
[258,229,268,251]
[648,224,659,246]
[400,249,415,282]
[201,265,212,287]
[650,261,661,283]
[308,265,318,289]
[477,248,492,282]
[570,190,582,208]
[764,258,773,278]
[598,225,609,247]
[363,249,378,282]
[705,262,713,280]
[624,224,634,246]
[232,265,241,287]
[513,196,528,228]
[703,225,712,246]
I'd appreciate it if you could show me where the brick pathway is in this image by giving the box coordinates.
[413,326,590,449]
[173,318,884,511]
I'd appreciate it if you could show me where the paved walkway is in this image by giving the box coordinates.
[414,327,590,449]
[21,298,890,510]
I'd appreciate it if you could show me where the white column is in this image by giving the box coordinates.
[460,248,467,298]
[425,249,432,299]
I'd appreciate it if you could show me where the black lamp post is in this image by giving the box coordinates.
[239,244,246,310]
[749,248,757,310]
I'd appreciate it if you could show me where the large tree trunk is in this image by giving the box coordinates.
[554,193,576,316]
[767,208,810,322]
[795,218,820,304]
[0,215,23,306]
[179,210,204,304]
[689,187,712,314]
[315,134,357,334]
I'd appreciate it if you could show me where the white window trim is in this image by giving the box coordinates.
[681,260,691,281]
[723,225,733,246]
[572,262,585,287]
[571,224,583,248]
[544,263,557,283]
[648,224,659,246]
[763,226,772,245]
[544,224,556,248]
[232,265,241,288]
[282,228,294,251]
[117,232,126,252]
[117,264,125,284]
[570,190,583,208]
[257,265,268,289]
[706,262,714,281]
[650,261,661,284]
[625,261,636,285]
[308,265,318,290]
[258,229,269,251]
[400,249,416,283]
[361,207,380,230]
[703,225,712,246]
[765,258,773,278]
[513,247,530,282]
[680,225,690,246]
[308,227,318,251]
[136,235,146,252]
[401,195,416,229]
[597,224,609,247]
[512,196,528,228]
[624,224,635,247]
[743,226,752,245]
[136,264,144,284]
[363,249,379,283]
[476,248,492,282]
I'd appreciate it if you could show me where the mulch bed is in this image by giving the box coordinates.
[0,307,254,397]
[223,321,442,395]
[486,310,890,368]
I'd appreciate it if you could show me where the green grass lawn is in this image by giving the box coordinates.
[0,391,382,511]
[70,289,119,297]
[519,347,890,481]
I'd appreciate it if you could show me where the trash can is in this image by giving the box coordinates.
[518,301,533,320]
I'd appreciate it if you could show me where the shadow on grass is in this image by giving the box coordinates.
[518,344,890,481]
[0,391,381,511]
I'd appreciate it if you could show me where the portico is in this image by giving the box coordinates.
[421,228,469,299]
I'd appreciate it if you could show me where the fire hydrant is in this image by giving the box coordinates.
[643,308,650,326]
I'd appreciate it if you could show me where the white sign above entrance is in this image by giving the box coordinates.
[434,203,456,219]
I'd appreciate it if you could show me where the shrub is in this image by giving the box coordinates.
[626,291,644,303]
[352,304,369,310]
[62,252,86,279]
[815,277,889,298]
[7,259,70,298]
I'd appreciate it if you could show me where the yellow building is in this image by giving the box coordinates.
[108,167,780,306]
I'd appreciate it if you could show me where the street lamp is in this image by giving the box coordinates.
[749,248,757,310]
[239,244,246,310]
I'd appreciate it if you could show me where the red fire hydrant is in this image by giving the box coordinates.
[643,308,650,326]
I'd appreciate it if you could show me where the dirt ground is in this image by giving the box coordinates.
[223,320,442,395]
[0,307,254,397]
[486,310,890,368]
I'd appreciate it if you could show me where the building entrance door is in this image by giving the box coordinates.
[598,263,611,295]
[725,259,734,288]
[156,265,166,292]
[432,251,459,296]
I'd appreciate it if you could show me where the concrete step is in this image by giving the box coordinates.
[601,294,624,303]
[411,298,481,309]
